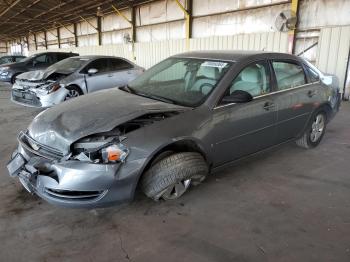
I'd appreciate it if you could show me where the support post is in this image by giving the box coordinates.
[44,31,48,50]
[57,28,61,48]
[131,6,136,43]
[288,0,300,54]
[25,36,29,52]
[33,33,37,50]
[97,16,102,46]
[175,0,191,50]
[73,23,78,47]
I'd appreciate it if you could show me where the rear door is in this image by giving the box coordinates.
[84,58,116,93]
[270,60,316,143]
[210,60,277,166]
[108,58,140,87]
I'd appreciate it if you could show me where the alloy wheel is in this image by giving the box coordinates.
[65,90,80,100]
[161,179,191,200]
[310,114,325,143]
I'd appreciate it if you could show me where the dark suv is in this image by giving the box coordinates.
[0,52,78,84]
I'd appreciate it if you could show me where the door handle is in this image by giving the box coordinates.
[263,102,275,111]
[307,90,316,97]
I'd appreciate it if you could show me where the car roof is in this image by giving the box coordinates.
[72,55,125,59]
[173,50,299,62]
[33,52,78,55]
[1,55,24,57]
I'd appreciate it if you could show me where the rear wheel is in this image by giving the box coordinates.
[141,152,208,201]
[64,86,83,101]
[296,111,326,149]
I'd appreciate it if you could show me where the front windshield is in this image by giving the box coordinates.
[46,57,89,72]
[128,57,231,107]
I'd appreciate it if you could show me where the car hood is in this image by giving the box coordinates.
[17,68,71,81]
[28,88,188,154]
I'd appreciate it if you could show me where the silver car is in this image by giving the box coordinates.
[11,56,144,107]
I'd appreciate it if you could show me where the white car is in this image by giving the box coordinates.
[11,55,144,108]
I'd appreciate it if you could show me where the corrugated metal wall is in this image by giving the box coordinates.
[29,31,288,69]
[316,26,350,94]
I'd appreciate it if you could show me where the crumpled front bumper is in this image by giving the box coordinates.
[11,84,70,108]
[7,138,145,208]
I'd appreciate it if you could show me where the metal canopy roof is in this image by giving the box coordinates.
[0,0,151,41]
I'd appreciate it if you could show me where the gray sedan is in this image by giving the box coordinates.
[7,51,341,208]
[11,56,144,107]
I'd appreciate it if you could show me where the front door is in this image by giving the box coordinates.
[84,58,116,93]
[209,61,277,166]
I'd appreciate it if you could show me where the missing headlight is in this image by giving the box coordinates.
[72,136,129,163]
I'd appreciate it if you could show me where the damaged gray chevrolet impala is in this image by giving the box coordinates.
[7,51,341,208]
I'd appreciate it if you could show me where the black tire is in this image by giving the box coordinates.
[141,152,208,201]
[64,85,83,101]
[296,111,327,149]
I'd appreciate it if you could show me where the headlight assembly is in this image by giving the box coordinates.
[72,137,129,164]
[46,82,62,94]
[101,144,129,163]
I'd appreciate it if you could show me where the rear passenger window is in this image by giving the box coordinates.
[273,61,306,90]
[109,59,133,71]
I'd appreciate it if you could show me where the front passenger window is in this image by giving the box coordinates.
[85,59,109,74]
[227,62,271,98]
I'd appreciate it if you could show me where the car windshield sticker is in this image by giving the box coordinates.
[202,61,228,68]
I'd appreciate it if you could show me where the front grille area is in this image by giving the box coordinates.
[44,188,106,201]
[18,131,64,160]
[12,89,41,107]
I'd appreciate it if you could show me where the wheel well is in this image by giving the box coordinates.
[66,84,83,94]
[150,140,209,170]
[11,73,21,84]
[316,103,332,122]
[140,140,210,179]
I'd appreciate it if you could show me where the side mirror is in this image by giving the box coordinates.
[222,90,253,104]
[87,68,98,75]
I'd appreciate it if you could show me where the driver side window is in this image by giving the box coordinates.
[223,61,271,100]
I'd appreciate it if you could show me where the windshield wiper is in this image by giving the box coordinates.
[134,91,176,105]
[120,85,179,105]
